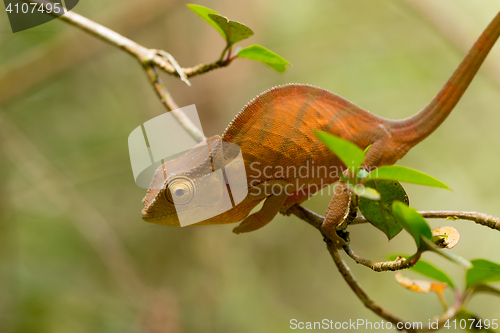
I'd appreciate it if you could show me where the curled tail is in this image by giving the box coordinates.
[391,11,500,146]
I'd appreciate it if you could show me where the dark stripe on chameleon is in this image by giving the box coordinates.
[324,94,349,133]
[308,140,321,160]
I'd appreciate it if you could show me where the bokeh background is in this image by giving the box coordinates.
[1,0,500,332]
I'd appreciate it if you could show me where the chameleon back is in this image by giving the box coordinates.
[222,84,390,191]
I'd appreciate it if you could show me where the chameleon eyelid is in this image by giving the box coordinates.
[165,176,196,205]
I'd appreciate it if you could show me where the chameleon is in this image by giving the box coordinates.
[142,11,500,246]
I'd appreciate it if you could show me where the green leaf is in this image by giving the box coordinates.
[237,45,290,64]
[388,255,455,288]
[466,259,500,288]
[345,182,380,200]
[456,310,497,332]
[265,62,287,73]
[392,201,432,248]
[360,180,408,240]
[410,260,455,289]
[228,21,253,44]
[473,285,500,298]
[236,45,291,72]
[187,4,226,39]
[364,165,450,190]
[208,14,254,46]
[315,131,365,170]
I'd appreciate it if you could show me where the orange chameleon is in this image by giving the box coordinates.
[142,11,500,246]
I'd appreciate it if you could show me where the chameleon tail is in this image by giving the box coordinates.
[391,11,500,146]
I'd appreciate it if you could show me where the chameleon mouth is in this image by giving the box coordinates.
[141,208,181,226]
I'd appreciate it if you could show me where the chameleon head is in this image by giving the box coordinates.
[141,135,234,226]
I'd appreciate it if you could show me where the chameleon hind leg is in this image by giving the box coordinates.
[233,180,289,234]
[321,140,388,247]
[322,181,350,248]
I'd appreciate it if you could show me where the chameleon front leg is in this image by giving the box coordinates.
[322,181,350,248]
[233,180,290,234]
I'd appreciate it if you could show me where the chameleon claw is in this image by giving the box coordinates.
[279,206,293,216]
[328,232,347,249]
[232,213,268,234]
[232,226,244,234]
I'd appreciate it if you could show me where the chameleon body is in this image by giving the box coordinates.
[142,11,500,244]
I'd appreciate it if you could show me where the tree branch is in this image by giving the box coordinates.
[351,211,500,232]
[289,205,414,330]
[287,204,323,231]
[327,243,417,332]
[289,204,421,272]
[343,246,420,272]
[23,0,219,143]
[0,0,176,105]
[142,63,206,142]
[290,204,467,332]
[26,0,231,79]
[420,211,500,231]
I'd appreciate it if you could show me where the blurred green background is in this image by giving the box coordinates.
[1,0,500,332]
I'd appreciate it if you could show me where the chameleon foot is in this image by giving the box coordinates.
[326,229,347,249]
[233,214,266,234]
[234,181,289,234]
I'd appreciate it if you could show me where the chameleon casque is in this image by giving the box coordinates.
[142,11,500,246]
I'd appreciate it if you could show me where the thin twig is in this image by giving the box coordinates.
[290,205,415,330]
[351,211,500,232]
[291,204,468,332]
[331,237,464,332]
[343,246,420,272]
[287,204,323,230]
[421,290,463,332]
[24,0,231,79]
[142,63,206,142]
[0,0,175,105]
[22,0,216,143]
[290,205,420,272]
[420,211,500,231]
[327,243,417,332]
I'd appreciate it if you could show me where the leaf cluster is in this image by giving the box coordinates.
[187,5,290,72]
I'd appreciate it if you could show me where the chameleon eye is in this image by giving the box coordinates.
[165,176,195,205]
